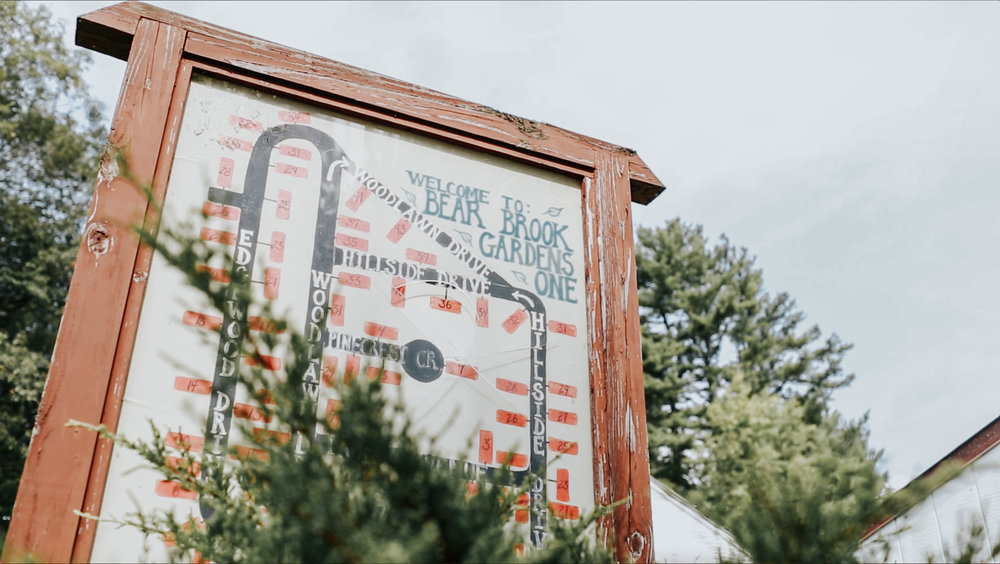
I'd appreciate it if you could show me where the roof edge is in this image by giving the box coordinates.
[862,413,1000,541]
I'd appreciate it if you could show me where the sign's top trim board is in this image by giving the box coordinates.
[75,1,665,204]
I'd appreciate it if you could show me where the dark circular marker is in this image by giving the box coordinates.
[401,339,445,383]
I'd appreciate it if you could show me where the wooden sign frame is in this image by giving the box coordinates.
[3,2,663,562]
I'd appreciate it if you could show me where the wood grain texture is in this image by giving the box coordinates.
[74,3,137,61]
[70,53,192,564]
[1,19,186,564]
[76,2,664,203]
[583,173,615,550]
[584,153,654,562]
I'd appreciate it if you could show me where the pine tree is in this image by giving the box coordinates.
[687,377,885,563]
[636,219,854,490]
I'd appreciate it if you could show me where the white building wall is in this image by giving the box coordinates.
[860,444,1000,563]
[650,478,748,563]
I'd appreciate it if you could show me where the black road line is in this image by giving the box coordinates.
[203,124,550,541]
[203,124,345,520]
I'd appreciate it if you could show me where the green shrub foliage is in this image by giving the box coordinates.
[688,377,884,563]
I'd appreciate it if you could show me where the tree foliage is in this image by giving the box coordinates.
[688,377,885,563]
[637,220,888,562]
[0,0,105,532]
[636,219,855,490]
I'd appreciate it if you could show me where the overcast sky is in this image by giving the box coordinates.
[43,1,1000,490]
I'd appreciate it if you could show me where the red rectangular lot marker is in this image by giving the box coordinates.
[278,110,311,124]
[430,296,461,314]
[548,409,578,425]
[244,354,282,371]
[479,430,493,464]
[251,428,291,444]
[391,277,406,308]
[217,157,234,188]
[275,162,307,178]
[199,226,235,245]
[502,309,527,333]
[330,294,346,325]
[338,215,371,232]
[182,311,221,330]
[229,115,262,132]
[346,186,371,211]
[476,297,489,327]
[263,267,281,299]
[322,355,339,387]
[155,480,197,500]
[445,362,478,380]
[217,135,252,152]
[338,273,371,289]
[363,321,398,340]
[548,320,577,337]
[497,410,527,427]
[548,381,578,398]
[548,438,578,455]
[270,231,286,263]
[165,457,202,477]
[549,501,580,520]
[278,144,311,160]
[496,378,528,395]
[202,201,240,220]
[233,402,272,423]
[173,376,212,395]
[405,248,436,265]
[556,469,570,501]
[387,218,411,242]
[276,189,291,219]
[496,451,528,468]
[336,233,369,251]
[165,432,204,452]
